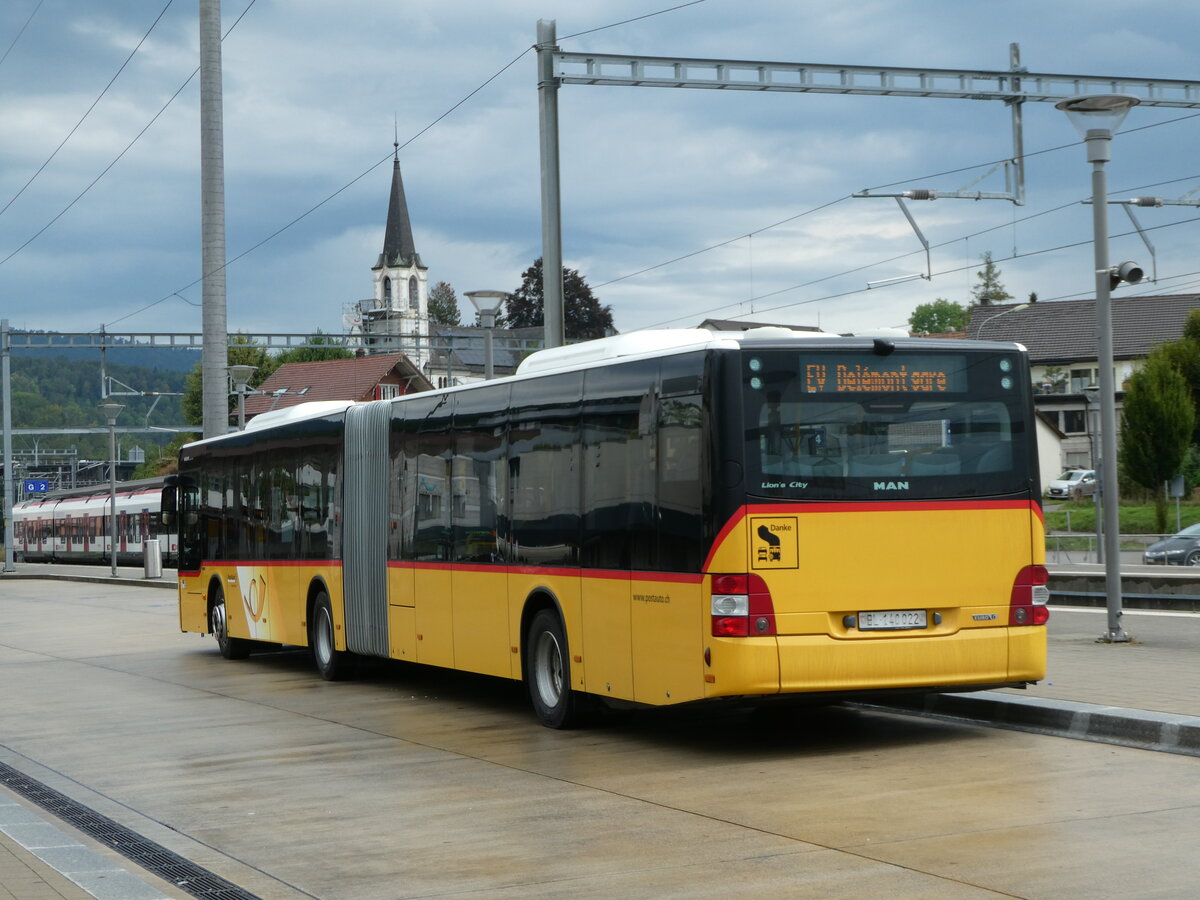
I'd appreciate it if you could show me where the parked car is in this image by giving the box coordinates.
[1142,523,1200,566]
[1046,468,1096,500]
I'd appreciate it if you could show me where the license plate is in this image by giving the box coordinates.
[858,609,928,631]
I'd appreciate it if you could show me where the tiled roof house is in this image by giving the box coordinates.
[965,294,1200,471]
[242,353,432,420]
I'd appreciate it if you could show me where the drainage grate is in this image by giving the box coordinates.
[0,760,261,900]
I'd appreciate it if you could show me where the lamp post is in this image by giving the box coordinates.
[228,364,257,431]
[1056,93,1141,643]
[465,291,507,381]
[99,401,123,577]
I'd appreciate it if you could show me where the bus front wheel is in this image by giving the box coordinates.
[310,592,353,681]
[211,587,250,660]
[525,608,590,729]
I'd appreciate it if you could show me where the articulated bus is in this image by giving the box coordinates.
[162,328,1048,728]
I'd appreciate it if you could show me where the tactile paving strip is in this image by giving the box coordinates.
[0,760,261,900]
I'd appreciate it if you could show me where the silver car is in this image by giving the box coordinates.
[1046,468,1096,500]
[1142,523,1200,566]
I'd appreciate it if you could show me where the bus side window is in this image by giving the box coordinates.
[582,359,658,571]
[510,372,582,567]
[657,352,707,572]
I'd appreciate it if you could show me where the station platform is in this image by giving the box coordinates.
[1,560,1197,898]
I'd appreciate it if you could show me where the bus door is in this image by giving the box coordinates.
[450,386,511,680]
[630,357,708,706]
[404,395,456,670]
[579,361,659,702]
[508,374,583,685]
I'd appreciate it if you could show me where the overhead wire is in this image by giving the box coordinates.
[18,0,1199,332]
[0,0,44,73]
[0,0,176,220]
[0,1,258,272]
[643,208,1200,328]
[107,0,718,328]
[615,134,1200,329]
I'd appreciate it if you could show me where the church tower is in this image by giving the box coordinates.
[362,144,429,364]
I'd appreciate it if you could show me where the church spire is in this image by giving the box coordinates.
[376,142,420,270]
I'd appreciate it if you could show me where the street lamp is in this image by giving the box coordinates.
[975,302,1029,339]
[99,401,123,577]
[465,291,507,381]
[228,364,257,431]
[1056,93,1141,643]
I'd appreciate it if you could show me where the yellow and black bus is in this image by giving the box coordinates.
[163,328,1048,727]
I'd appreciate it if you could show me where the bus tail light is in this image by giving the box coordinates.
[1009,565,1050,626]
[711,573,776,637]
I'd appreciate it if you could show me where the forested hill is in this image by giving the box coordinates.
[10,331,200,373]
[8,355,189,460]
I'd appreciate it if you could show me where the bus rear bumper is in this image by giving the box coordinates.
[704,627,1046,699]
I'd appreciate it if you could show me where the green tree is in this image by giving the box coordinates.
[971,252,1013,306]
[1119,347,1195,533]
[132,432,197,478]
[274,329,353,365]
[1150,309,1200,446]
[181,335,274,426]
[427,281,462,326]
[505,258,615,340]
[909,298,967,334]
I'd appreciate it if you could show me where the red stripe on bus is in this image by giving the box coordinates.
[197,559,343,569]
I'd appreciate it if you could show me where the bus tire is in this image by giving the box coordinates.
[525,608,589,729]
[211,587,250,660]
[310,592,352,681]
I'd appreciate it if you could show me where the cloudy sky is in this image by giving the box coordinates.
[2,0,1200,342]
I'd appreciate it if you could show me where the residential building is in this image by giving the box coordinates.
[425,326,545,388]
[242,353,432,421]
[966,294,1200,473]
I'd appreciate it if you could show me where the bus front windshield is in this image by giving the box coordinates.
[743,347,1032,501]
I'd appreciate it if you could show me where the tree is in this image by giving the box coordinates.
[505,258,615,340]
[427,281,462,326]
[971,252,1013,306]
[181,335,274,426]
[909,298,967,334]
[1157,309,1200,445]
[132,433,195,478]
[274,329,353,365]
[1119,347,1195,533]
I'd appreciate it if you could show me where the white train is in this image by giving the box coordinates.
[11,477,177,565]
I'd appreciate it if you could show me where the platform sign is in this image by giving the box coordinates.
[23,480,51,493]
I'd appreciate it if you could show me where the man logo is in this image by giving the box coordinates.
[873,481,909,491]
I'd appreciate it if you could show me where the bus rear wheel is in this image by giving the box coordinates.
[525,608,590,729]
[310,592,353,681]
[211,587,250,660]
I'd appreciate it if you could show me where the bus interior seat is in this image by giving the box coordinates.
[908,449,962,476]
[848,453,905,477]
[791,456,842,477]
[972,444,1012,473]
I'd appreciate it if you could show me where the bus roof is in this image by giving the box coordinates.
[183,400,355,451]
[514,327,834,376]
[181,330,1027,451]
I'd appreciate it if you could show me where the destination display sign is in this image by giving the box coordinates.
[803,355,966,394]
